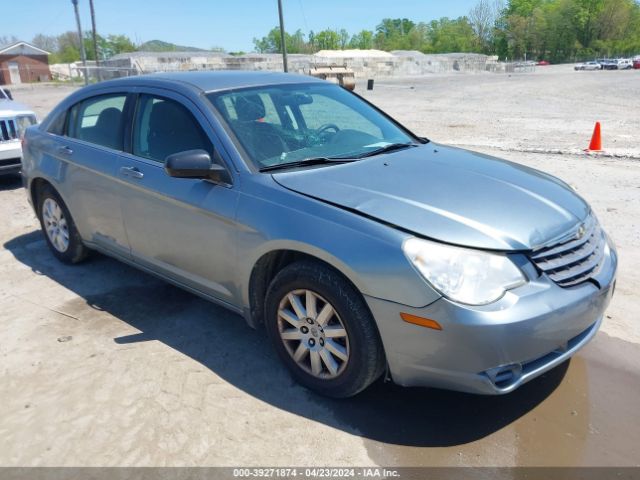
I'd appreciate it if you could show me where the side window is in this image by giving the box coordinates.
[47,110,67,136]
[299,94,382,138]
[68,94,126,150]
[133,94,212,163]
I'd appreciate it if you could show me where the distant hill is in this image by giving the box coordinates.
[137,40,208,52]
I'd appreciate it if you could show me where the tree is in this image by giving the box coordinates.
[376,18,416,38]
[0,35,19,46]
[253,27,310,54]
[349,30,374,49]
[289,29,308,53]
[106,34,136,55]
[374,18,418,50]
[55,31,81,63]
[31,34,58,53]
[215,3,640,61]
[314,30,341,50]
[253,28,280,53]
[81,33,135,60]
[339,29,350,49]
[428,17,477,53]
[469,0,505,51]
[407,23,431,51]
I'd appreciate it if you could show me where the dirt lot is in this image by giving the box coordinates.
[1,65,639,467]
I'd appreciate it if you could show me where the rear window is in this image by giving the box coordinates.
[68,94,127,150]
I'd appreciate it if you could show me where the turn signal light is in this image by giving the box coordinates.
[400,312,442,330]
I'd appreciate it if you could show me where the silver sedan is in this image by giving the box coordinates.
[574,61,602,70]
[21,72,617,397]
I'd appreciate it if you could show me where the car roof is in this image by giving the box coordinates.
[92,70,324,93]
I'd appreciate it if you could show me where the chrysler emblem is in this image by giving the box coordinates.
[576,224,586,239]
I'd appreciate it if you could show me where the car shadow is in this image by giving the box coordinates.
[0,174,22,191]
[4,230,568,448]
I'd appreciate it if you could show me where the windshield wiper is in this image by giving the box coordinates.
[355,142,419,158]
[258,143,419,172]
[259,156,355,172]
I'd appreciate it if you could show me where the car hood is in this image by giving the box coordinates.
[272,144,589,251]
[0,99,34,116]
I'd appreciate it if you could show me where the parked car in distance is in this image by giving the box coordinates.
[21,72,618,397]
[616,58,633,69]
[1,87,37,176]
[601,59,619,70]
[574,61,602,71]
[536,60,550,66]
[634,56,640,69]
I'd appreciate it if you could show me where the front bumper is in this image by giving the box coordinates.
[0,140,22,176]
[366,238,617,394]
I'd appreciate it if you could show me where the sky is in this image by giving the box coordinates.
[8,0,480,52]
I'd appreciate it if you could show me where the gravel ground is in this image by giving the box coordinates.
[360,64,640,158]
[1,66,639,467]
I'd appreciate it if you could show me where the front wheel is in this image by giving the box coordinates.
[265,261,385,398]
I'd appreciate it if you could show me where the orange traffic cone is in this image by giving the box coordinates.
[586,122,602,151]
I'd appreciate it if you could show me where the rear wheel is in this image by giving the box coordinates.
[37,185,89,264]
[265,260,385,398]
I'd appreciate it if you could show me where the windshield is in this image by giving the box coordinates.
[206,83,416,170]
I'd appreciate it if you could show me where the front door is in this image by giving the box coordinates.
[116,91,239,305]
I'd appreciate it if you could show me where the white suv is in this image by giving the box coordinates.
[617,58,633,70]
[0,87,37,176]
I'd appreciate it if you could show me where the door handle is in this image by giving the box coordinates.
[119,166,144,179]
[57,146,73,155]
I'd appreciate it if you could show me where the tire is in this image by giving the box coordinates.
[37,185,89,264]
[265,260,385,398]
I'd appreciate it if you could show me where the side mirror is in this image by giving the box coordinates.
[164,149,230,184]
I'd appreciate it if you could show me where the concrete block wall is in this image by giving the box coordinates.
[104,51,503,78]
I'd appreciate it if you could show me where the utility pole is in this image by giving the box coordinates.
[277,0,288,72]
[71,0,89,85]
[89,0,101,80]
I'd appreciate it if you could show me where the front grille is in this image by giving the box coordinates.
[0,119,18,142]
[530,215,606,287]
[0,158,21,167]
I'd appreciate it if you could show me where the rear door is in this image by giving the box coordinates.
[52,91,132,257]
[116,89,240,305]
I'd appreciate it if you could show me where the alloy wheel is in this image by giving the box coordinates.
[277,289,350,379]
[42,198,70,253]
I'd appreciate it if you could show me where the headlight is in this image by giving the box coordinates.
[403,237,526,305]
[15,115,37,138]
